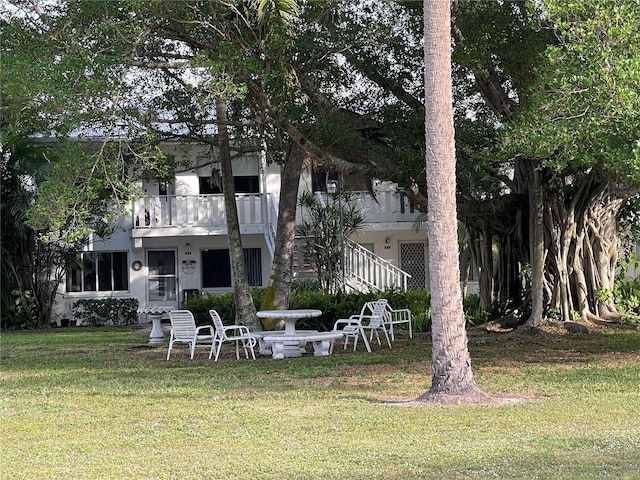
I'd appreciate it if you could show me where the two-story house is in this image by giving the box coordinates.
[54,140,436,322]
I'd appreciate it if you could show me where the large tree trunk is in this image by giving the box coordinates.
[545,176,628,325]
[417,0,483,402]
[260,144,306,329]
[215,98,259,330]
[527,167,545,326]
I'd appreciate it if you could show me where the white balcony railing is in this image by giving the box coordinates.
[134,190,421,231]
[132,194,265,229]
[297,190,423,225]
[352,190,423,224]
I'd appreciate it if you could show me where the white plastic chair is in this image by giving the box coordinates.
[360,300,392,349]
[330,317,368,353]
[209,310,257,361]
[167,310,214,360]
[380,299,413,341]
[330,300,392,353]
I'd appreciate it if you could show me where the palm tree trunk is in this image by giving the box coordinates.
[417,0,482,401]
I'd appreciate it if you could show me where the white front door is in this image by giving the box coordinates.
[147,250,178,305]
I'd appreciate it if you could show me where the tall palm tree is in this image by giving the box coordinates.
[418,0,484,402]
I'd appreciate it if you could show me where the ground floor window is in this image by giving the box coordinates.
[202,248,262,288]
[66,252,128,292]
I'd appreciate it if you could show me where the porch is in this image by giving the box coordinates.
[129,190,420,293]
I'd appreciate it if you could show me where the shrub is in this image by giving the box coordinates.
[404,290,432,332]
[185,289,267,325]
[185,291,236,324]
[71,298,139,326]
[182,288,499,333]
[463,294,490,326]
[614,277,640,323]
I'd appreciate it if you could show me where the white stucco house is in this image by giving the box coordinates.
[53,140,440,322]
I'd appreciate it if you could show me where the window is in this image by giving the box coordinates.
[66,252,128,292]
[199,176,222,194]
[233,176,260,193]
[199,175,260,194]
[202,248,262,288]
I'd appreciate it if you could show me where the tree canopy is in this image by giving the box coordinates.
[2,0,639,327]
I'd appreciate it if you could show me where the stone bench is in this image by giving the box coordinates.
[251,330,318,356]
[262,332,344,359]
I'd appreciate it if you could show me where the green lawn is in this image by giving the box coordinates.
[2,326,639,479]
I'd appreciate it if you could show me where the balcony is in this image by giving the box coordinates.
[131,190,423,239]
[351,190,423,224]
[131,194,270,238]
[296,190,424,227]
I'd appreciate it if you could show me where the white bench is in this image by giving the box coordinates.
[262,332,344,359]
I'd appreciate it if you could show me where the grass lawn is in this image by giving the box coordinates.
[2,325,639,479]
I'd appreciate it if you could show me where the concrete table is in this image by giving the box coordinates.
[256,309,322,358]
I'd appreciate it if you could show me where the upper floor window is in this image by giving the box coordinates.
[199,175,260,194]
[66,252,128,292]
[233,176,260,193]
[312,166,369,192]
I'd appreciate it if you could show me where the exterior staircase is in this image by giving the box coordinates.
[343,239,411,292]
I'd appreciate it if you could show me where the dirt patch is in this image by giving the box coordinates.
[371,390,534,407]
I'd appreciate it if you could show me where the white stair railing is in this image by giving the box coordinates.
[264,193,278,259]
[343,239,410,292]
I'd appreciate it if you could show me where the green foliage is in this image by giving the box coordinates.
[185,292,237,325]
[462,294,487,327]
[403,289,432,332]
[507,0,640,182]
[5,288,38,329]
[71,298,139,326]
[296,189,364,294]
[614,277,640,323]
[185,289,268,325]
[619,195,640,271]
[596,287,614,303]
[1,142,70,329]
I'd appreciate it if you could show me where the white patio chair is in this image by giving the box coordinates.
[330,317,368,353]
[330,300,391,353]
[209,310,257,361]
[167,310,214,360]
[380,299,413,341]
[360,300,392,349]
